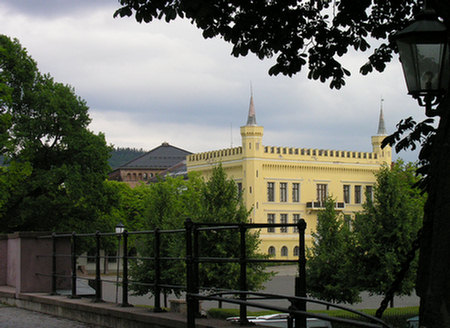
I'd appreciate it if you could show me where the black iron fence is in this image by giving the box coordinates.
[36,219,389,328]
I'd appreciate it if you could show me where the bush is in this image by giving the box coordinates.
[207,306,419,327]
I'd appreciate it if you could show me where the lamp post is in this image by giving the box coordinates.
[394,7,449,115]
[394,6,450,328]
[115,222,125,304]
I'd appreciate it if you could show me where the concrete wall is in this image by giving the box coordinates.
[0,235,7,285]
[1,232,71,295]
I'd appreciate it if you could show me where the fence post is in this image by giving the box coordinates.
[93,231,103,303]
[154,228,162,312]
[70,232,79,299]
[295,219,307,328]
[239,223,248,325]
[51,232,57,295]
[121,230,131,307]
[193,223,200,316]
[185,218,195,328]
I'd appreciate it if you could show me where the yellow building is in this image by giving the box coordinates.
[186,95,391,259]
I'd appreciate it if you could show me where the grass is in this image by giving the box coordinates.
[207,306,419,327]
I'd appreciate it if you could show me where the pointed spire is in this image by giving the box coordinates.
[377,98,386,135]
[246,83,257,125]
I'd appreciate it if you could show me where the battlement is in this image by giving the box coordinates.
[187,144,386,167]
[263,145,379,161]
[187,146,243,163]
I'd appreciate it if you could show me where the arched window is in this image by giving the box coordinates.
[293,246,299,257]
[281,246,288,257]
[268,246,276,257]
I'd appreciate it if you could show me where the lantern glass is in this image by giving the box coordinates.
[115,222,125,234]
[397,40,449,95]
[394,11,449,97]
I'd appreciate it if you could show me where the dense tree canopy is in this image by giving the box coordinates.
[0,35,112,233]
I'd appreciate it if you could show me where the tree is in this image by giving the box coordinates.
[196,165,271,292]
[0,35,112,233]
[352,161,425,308]
[115,2,450,326]
[130,166,271,303]
[306,197,360,306]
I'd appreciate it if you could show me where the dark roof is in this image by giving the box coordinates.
[148,160,188,183]
[119,142,191,170]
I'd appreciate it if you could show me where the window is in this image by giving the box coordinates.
[267,214,275,233]
[293,214,300,232]
[343,185,350,204]
[280,183,287,202]
[280,214,288,233]
[366,185,373,202]
[317,184,328,202]
[267,182,275,202]
[293,246,299,256]
[355,185,362,204]
[268,246,276,256]
[237,182,242,195]
[292,183,300,202]
[281,246,288,257]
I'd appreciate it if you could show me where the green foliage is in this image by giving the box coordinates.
[108,147,147,169]
[306,197,360,304]
[129,166,271,298]
[306,162,425,306]
[0,35,112,233]
[196,166,271,291]
[207,306,419,327]
[352,161,425,297]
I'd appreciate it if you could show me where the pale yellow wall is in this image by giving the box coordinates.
[187,122,391,260]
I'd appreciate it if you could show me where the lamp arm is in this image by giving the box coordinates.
[416,95,445,117]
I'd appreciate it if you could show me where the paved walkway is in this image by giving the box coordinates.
[0,304,93,328]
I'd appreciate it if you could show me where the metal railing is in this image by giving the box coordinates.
[35,218,389,328]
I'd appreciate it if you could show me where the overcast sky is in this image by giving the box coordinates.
[1,1,427,162]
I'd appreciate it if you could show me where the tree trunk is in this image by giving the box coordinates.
[416,92,450,327]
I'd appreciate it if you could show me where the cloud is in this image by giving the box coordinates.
[1,1,424,163]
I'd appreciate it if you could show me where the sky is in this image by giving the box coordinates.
[0,1,428,162]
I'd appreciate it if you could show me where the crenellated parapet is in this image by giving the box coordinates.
[262,145,384,164]
[187,147,243,165]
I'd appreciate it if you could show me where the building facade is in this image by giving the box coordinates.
[186,96,391,259]
[108,142,192,188]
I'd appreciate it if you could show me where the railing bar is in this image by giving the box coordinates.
[197,258,239,263]
[196,225,239,232]
[207,290,389,325]
[126,280,185,289]
[192,294,386,328]
[38,234,73,239]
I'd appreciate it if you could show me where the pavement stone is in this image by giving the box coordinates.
[0,303,93,328]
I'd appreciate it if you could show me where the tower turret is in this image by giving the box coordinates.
[371,100,391,163]
[240,93,264,156]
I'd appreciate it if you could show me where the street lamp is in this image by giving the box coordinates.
[394,7,450,114]
[115,222,125,303]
